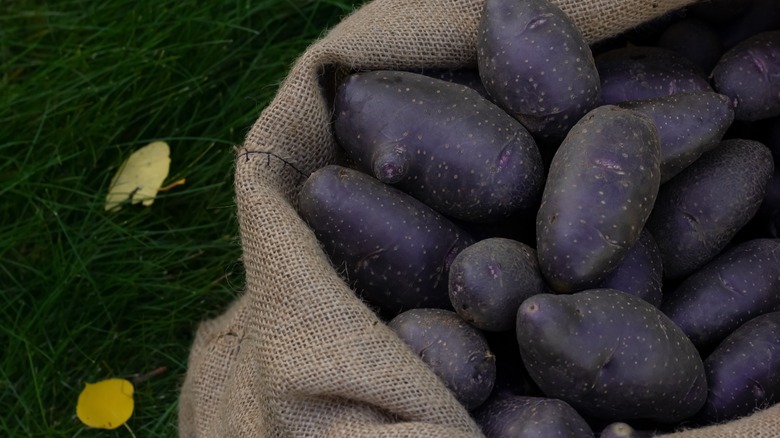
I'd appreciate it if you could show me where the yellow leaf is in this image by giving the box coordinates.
[105,141,172,212]
[76,378,135,430]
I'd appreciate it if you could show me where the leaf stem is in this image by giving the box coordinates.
[123,423,137,438]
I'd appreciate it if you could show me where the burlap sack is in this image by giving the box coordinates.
[178,0,780,436]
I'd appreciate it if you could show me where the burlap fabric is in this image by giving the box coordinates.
[178,0,780,436]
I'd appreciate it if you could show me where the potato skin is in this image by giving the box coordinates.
[596,46,712,105]
[536,105,661,293]
[474,395,594,438]
[298,165,473,315]
[388,308,496,410]
[420,68,492,100]
[660,239,780,352]
[334,70,544,223]
[646,139,774,280]
[516,289,707,423]
[616,91,734,183]
[596,228,663,307]
[448,238,547,332]
[696,311,780,424]
[477,0,600,142]
[713,31,780,121]
[598,422,653,438]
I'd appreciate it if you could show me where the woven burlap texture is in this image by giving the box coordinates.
[178,0,780,436]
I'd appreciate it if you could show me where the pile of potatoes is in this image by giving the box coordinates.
[297,0,780,435]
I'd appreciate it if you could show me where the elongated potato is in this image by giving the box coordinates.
[516,289,707,423]
[389,308,496,410]
[334,70,544,223]
[298,165,474,315]
[616,91,734,183]
[536,105,661,292]
[596,46,712,105]
[474,395,594,438]
[696,311,780,424]
[646,139,773,280]
[661,239,780,351]
[477,0,600,142]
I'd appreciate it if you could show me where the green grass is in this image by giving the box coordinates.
[0,0,365,435]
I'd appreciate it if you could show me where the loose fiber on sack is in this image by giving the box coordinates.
[178,0,780,436]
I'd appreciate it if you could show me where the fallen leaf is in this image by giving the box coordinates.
[105,141,171,212]
[76,378,135,430]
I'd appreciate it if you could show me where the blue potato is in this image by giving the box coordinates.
[474,395,594,438]
[477,0,600,142]
[696,311,780,424]
[420,68,492,100]
[661,239,780,352]
[598,422,653,438]
[596,46,712,105]
[334,70,544,223]
[448,237,548,332]
[713,31,780,121]
[298,165,474,315]
[646,139,774,280]
[536,105,661,292]
[616,91,734,183]
[516,289,707,423]
[389,308,496,410]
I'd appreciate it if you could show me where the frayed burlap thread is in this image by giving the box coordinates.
[179,0,780,436]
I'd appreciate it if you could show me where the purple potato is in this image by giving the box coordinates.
[516,289,707,423]
[448,238,548,332]
[661,238,780,352]
[596,46,712,105]
[657,18,724,74]
[616,91,734,183]
[388,308,496,410]
[536,105,661,292]
[334,70,544,223]
[696,311,780,424]
[477,0,600,142]
[646,139,774,280]
[474,395,594,438]
[298,165,474,315]
[420,68,492,100]
[597,228,663,307]
[713,31,780,121]
[598,422,653,438]
[717,0,780,50]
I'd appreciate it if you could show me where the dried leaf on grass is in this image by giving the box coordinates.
[76,378,135,430]
[105,141,172,212]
